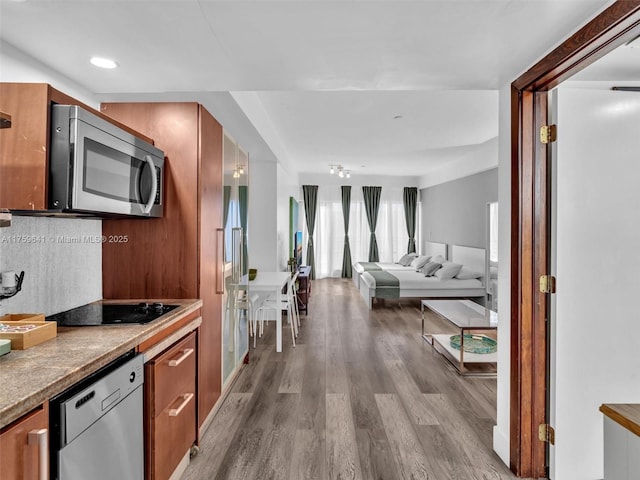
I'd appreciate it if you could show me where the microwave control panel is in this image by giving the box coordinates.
[155,166,162,205]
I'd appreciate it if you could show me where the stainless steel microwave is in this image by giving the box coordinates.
[49,105,165,218]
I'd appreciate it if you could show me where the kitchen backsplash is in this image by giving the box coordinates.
[0,216,102,316]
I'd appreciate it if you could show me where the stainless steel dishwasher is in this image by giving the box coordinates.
[49,350,144,480]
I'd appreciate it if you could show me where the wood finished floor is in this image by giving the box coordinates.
[182,278,516,480]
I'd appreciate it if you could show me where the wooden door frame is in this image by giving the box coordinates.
[510,2,640,477]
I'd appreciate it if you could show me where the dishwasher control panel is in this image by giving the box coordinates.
[56,353,144,446]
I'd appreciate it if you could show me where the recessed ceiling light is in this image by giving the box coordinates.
[90,57,119,69]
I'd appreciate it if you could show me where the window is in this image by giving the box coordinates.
[308,186,413,278]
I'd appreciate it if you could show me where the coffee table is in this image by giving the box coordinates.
[421,299,498,375]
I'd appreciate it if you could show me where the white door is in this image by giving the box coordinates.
[549,87,640,479]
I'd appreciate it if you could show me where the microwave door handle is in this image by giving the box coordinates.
[143,155,158,214]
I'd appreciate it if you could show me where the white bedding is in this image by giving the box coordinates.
[352,262,413,274]
[360,270,483,290]
[352,261,414,288]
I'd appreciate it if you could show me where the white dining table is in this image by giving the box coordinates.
[246,271,291,352]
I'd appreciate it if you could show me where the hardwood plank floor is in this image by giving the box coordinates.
[182,278,515,480]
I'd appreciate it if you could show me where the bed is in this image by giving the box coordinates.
[352,241,447,289]
[358,244,486,309]
[352,261,412,288]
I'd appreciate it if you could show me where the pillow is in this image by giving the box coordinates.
[410,255,431,270]
[434,262,463,279]
[397,252,418,266]
[431,255,446,264]
[455,266,483,280]
[421,261,442,277]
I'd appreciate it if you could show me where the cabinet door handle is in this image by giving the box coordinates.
[28,429,47,480]
[168,348,194,367]
[168,393,194,417]
[216,228,225,294]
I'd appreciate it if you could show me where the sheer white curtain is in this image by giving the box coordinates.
[308,186,412,278]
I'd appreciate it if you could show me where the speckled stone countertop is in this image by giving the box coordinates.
[0,299,202,429]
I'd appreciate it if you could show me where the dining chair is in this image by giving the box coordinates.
[253,272,299,348]
[225,276,259,347]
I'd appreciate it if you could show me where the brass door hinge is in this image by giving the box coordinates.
[539,423,555,445]
[540,124,557,144]
[539,275,556,294]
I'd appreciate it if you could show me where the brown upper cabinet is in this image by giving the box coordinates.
[0,83,152,211]
[100,102,224,433]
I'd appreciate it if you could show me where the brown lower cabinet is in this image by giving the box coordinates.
[144,331,197,480]
[0,402,49,480]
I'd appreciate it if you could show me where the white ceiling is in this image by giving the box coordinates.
[1,0,632,177]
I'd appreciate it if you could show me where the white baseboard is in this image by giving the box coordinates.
[493,425,510,467]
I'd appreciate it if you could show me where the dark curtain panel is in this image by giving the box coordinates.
[223,185,231,228]
[362,186,382,262]
[239,185,248,275]
[403,187,418,254]
[341,185,352,278]
[302,185,318,279]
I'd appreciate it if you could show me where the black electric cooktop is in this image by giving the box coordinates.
[46,302,179,326]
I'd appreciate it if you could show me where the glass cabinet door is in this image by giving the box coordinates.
[222,132,249,387]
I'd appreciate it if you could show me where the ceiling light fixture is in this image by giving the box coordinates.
[90,57,119,69]
[238,165,245,175]
[329,164,351,178]
[233,170,240,179]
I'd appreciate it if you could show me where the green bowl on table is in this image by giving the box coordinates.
[248,268,257,281]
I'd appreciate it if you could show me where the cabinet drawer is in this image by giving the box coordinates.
[148,331,196,416]
[153,391,196,480]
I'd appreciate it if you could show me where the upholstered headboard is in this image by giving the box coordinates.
[424,241,447,259]
[450,245,486,276]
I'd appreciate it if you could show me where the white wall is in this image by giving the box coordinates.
[493,84,512,466]
[418,137,498,189]
[1,40,99,108]
[420,168,498,249]
[246,161,299,273]
[248,161,278,272]
[299,173,418,190]
[548,87,640,479]
[277,164,301,271]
